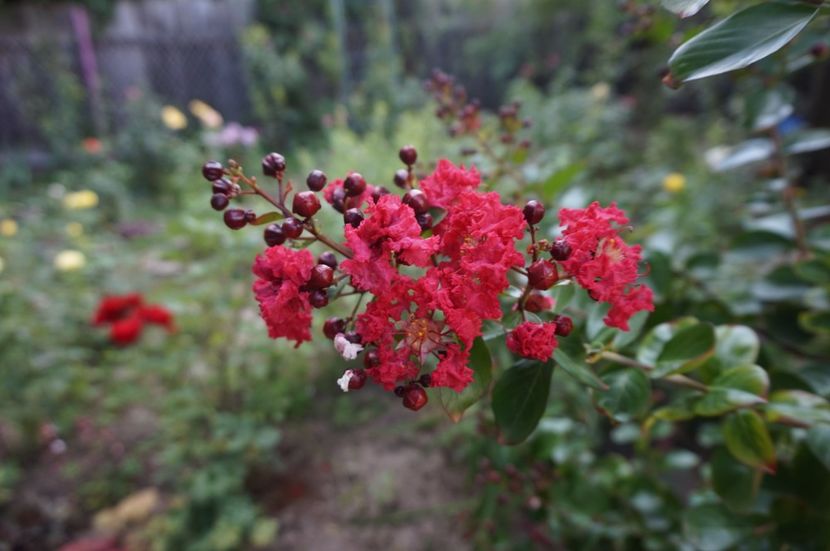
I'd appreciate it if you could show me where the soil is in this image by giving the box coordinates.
[262,389,473,551]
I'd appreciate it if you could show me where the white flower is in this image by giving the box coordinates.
[336,370,355,392]
[334,333,363,360]
[54,250,86,271]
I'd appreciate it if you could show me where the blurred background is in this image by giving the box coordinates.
[1,0,829,550]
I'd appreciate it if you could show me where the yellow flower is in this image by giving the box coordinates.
[0,219,18,237]
[54,250,86,272]
[663,172,686,193]
[189,99,223,129]
[66,222,84,237]
[63,190,99,210]
[590,82,611,102]
[161,105,188,130]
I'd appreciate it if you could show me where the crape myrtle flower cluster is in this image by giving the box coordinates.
[200,146,653,411]
[92,293,175,346]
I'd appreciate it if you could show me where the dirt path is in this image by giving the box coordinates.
[267,390,473,551]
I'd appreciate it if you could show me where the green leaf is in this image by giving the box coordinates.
[553,348,608,391]
[708,139,774,172]
[785,129,830,155]
[711,447,759,511]
[492,360,553,445]
[538,162,584,200]
[662,0,709,18]
[714,325,760,367]
[723,410,776,473]
[668,2,819,83]
[799,310,830,336]
[611,310,649,350]
[549,281,575,313]
[653,322,715,377]
[807,425,830,472]
[695,365,769,416]
[637,317,698,366]
[683,503,751,551]
[439,337,493,422]
[597,368,651,422]
[765,390,830,427]
[250,211,284,226]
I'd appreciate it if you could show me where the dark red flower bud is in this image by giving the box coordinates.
[223,208,247,230]
[331,187,346,213]
[344,208,364,228]
[306,169,327,191]
[344,172,366,197]
[393,169,409,189]
[553,315,573,337]
[262,152,286,176]
[318,252,337,269]
[348,369,368,390]
[245,209,257,223]
[345,331,362,344]
[399,145,418,166]
[212,178,233,195]
[293,191,321,218]
[394,385,406,397]
[372,186,390,203]
[307,264,334,289]
[402,384,428,411]
[403,189,429,215]
[323,317,346,339]
[416,212,433,231]
[264,224,285,247]
[550,239,572,261]
[364,349,380,369]
[210,193,229,211]
[418,373,432,388]
[202,161,224,181]
[527,260,559,290]
[523,200,545,225]
[281,217,303,238]
[309,289,329,308]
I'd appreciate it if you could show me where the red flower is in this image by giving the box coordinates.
[506,321,558,361]
[252,246,315,346]
[430,343,473,392]
[109,315,144,346]
[139,305,176,332]
[92,293,143,325]
[524,292,554,313]
[420,160,480,209]
[558,202,653,330]
[341,194,438,293]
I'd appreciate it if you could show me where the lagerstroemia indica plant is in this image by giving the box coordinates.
[199,142,654,424]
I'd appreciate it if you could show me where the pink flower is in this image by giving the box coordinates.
[420,159,480,209]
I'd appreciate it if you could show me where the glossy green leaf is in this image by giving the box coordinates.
[597,368,651,422]
[636,317,698,366]
[765,390,830,427]
[807,425,830,472]
[708,139,774,171]
[553,348,608,391]
[439,337,493,422]
[662,0,709,18]
[492,359,553,445]
[653,322,715,377]
[668,2,819,82]
[695,364,768,416]
[714,325,760,367]
[540,162,584,200]
[549,281,575,313]
[723,410,776,473]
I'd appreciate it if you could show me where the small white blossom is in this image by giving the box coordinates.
[334,333,363,360]
[337,370,355,392]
